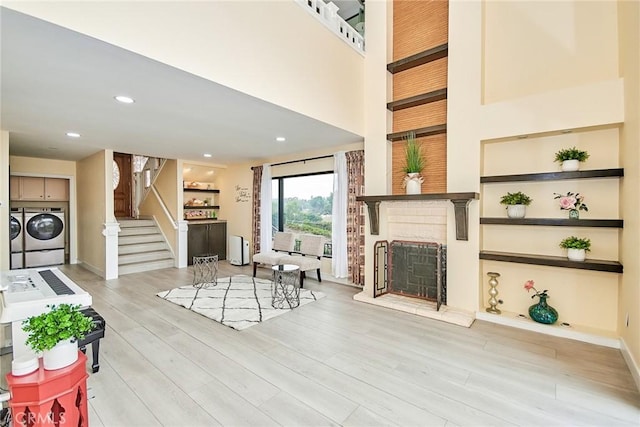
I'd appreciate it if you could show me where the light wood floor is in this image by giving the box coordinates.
[14,263,640,426]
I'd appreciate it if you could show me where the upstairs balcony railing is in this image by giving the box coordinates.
[295,0,365,55]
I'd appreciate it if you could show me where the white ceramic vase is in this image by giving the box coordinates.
[567,248,586,262]
[561,159,580,172]
[404,173,423,195]
[43,338,78,370]
[507,204,526,219]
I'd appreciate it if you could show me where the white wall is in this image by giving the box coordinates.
[4,1,364,136]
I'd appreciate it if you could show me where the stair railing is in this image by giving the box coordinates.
[135,157,167,217]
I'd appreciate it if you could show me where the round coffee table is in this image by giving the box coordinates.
[271,264,301,309]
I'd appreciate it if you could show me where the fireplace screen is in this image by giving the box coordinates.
[373,240,446,310]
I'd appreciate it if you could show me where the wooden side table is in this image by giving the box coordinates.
[6,352,89,427]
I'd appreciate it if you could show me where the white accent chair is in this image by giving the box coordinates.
[281,234,324,287]
[252,232,295,277]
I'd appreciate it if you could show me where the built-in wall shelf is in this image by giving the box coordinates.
[387,89,447,112]
[480,218,624,228]
[387,124,446,142]
[356,192,478,240]
[183,188,220,193]
[480,168,624,183]
[479,250,623,273]
[387,43,448,74]
[184,206,220,209]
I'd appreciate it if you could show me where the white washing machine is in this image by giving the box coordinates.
[24,208,65,267]
[10,207,24,269]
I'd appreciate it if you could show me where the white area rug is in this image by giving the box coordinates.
[156,275,325,330]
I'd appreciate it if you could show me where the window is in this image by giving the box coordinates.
[272,172,333,256]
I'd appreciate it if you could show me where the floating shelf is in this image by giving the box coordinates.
[184,206,220,209]
[479,250,623,273]
[480,218,623,228]
[356,193,478,240]
[387,89,447,112]
[387,124,446,142]
[480,168,624,183]
[183,188,220,193]
[387,43,448,74]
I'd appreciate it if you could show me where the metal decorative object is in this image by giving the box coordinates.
[486,272,501,314]
[192,254,218,288]
[271,264,301,309]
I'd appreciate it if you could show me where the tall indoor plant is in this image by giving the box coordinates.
[22,303,94,370]
[402,131,425,194]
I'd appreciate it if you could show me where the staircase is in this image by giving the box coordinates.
[118,218,174,275]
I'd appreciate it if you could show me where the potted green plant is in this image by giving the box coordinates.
[499,191,532,218]
[402,131,425,194]
[559,236,591,262]
[554,146,589,172]
[22,303,94,370]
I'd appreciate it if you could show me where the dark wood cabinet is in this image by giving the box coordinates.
[187,221,227,264]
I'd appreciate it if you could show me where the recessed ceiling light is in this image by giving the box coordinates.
[66,132,81,138]
[183,167,192,172]
[207,170,214,175]
[203,153,212,158]
[114,95,135,104]
[276,137,286,142]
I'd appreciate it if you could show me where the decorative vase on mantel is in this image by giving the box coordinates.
[528,295,559,325]
[404,173,424,195]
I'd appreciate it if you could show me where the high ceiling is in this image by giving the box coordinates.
[0,7,362,164]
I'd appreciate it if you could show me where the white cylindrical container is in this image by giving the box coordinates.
[561,159,580,171]
[43,338,78,370]
[507,204,527,218]
[567,248,586,262]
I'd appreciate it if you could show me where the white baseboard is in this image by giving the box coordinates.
[77,261,105,279]
[476,310,620,349]
[620,338,640,392]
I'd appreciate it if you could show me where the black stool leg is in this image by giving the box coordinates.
[91,341,101,373]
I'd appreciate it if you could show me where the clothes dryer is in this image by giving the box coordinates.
[24,208,65,267]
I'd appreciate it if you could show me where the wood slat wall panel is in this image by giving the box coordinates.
[393,0,449,61]
[393,58,448,101]
[392,100,447,133]
[392,134,447,195]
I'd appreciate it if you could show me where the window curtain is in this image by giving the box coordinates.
[259,163,272,253]
[251,166,263,255]
[346,150,365,286]
[332,151,348,278]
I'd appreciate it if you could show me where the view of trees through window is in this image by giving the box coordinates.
[272,173,333,256]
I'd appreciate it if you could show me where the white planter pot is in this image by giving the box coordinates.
[404,173,423,195]
[507,204,527,219]
[567,248,586,262]
[561,159,580,171]
[43,338,78,370]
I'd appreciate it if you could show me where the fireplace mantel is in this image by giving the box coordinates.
[356,193,479,241]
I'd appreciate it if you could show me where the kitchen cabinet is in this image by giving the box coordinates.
[10,176,69,201]
[187,221,227,264]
